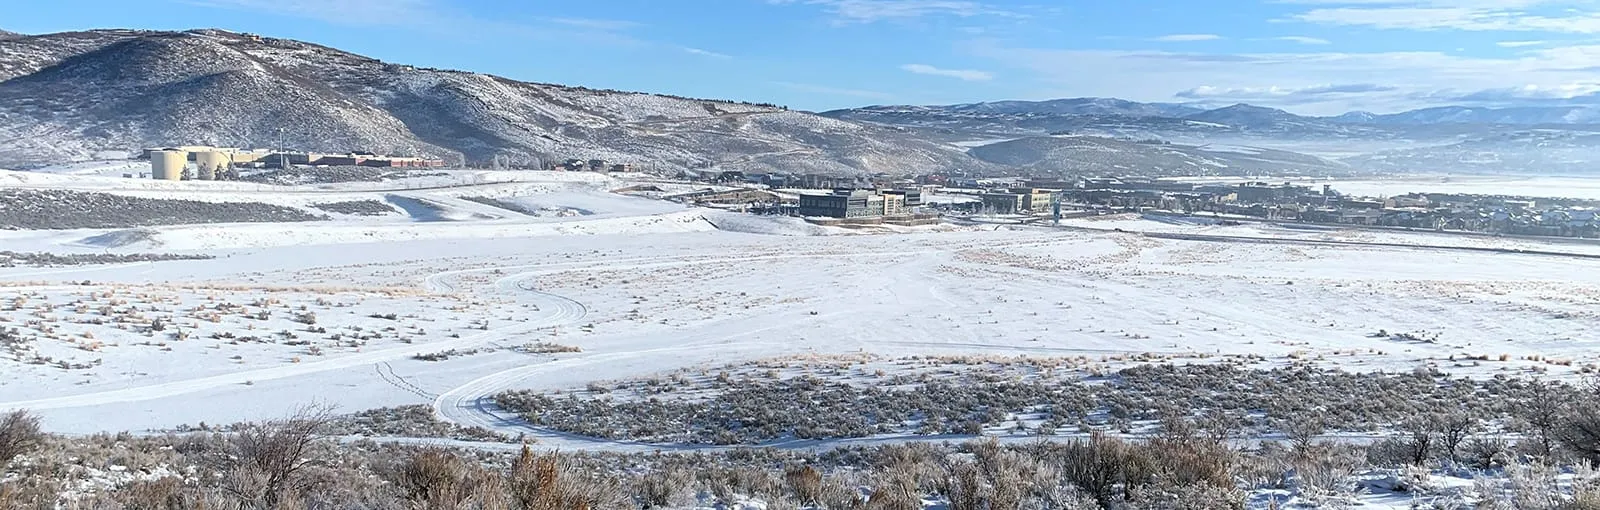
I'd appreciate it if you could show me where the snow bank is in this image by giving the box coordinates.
[702,212,840,236]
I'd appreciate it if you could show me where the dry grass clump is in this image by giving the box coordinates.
[12,412,1600,510]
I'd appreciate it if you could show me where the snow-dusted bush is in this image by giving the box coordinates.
[240,166,398,185]
[0,250,212,266]
[309,200,395,216]
[322,405,510,443]
[0,189,326,229]
[493,362,1577,446]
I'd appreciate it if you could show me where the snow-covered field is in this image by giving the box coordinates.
[0,185,1595,433]
[4,170,1600,508]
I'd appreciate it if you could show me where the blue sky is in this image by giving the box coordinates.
[7,0,1600,115]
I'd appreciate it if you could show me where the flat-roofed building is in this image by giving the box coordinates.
[799,189,884,218]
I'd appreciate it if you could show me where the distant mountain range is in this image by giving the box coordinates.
[825,99,1600,175]
[1,28,1595,177]
[835,98,1600,127]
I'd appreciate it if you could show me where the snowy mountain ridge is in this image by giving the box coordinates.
[0,28,995,176]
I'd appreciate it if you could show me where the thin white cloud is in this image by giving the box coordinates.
[900,63,994,81]
[544,17,641,31]
[1271,0,1560,7]
[683,47,734,59]
[1276,36,1333,45]
[772,81,896,99]
[1281,1,1600,33]
[1498,40,1549,47]
[1154,34,1224,42]
[769,0,1020,24]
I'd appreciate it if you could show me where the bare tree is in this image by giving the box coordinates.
[1556,377,1600,464]
[1196,409,1242,444]
[0,410,43,467]
[1434,412,1477,465]
[1519,380,1564,459]
[1280,416,1325,454]
[1400,418,1435,466]
[215,404,335,509]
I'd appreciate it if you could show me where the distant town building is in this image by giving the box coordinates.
[1011,188,1055,213]
[882,192,906,217]
[980,193,1024,215]
[798,189,885,218]
[880,189,924,209]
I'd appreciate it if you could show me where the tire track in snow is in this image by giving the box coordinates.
[375,362,436,400]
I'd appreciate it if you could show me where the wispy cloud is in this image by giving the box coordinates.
[1498,40,1549,47]
[1154,34,1224,42]
[1280,0,1600,33]
[772,81,895,99]
[900,63,994,81]
[769,0,1020,24]
[683,47,734,59]
[1276,36,1333,45]
[544,17,641,31]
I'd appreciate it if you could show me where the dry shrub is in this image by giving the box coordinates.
[945,459,984,510]
[1145,419,1235,491]
[114,477,196,510]
[0,410,43,467]
[1292,443,1366,503]
[0,477,62,510]
[1125,482,1245,510]
[634,465,693,508]
[864,473,920,510]
[1056,433,1147,506]
[507,446,623,510]
[1509,462,1563,510]
[701,464,785,505]
[396,448,506,509]
[785,465,824,506]
[208,405,335,509]
[818,473,867,510]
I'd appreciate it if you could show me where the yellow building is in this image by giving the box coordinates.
[882,192,906,216]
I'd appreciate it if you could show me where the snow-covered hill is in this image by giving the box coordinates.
[0,29,993,176]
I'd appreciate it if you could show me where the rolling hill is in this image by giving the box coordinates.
[966,136,1348,177]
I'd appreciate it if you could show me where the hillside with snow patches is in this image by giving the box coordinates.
[0,29,995,176]
[966,135,1349,177]
[829,99,1600,176]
